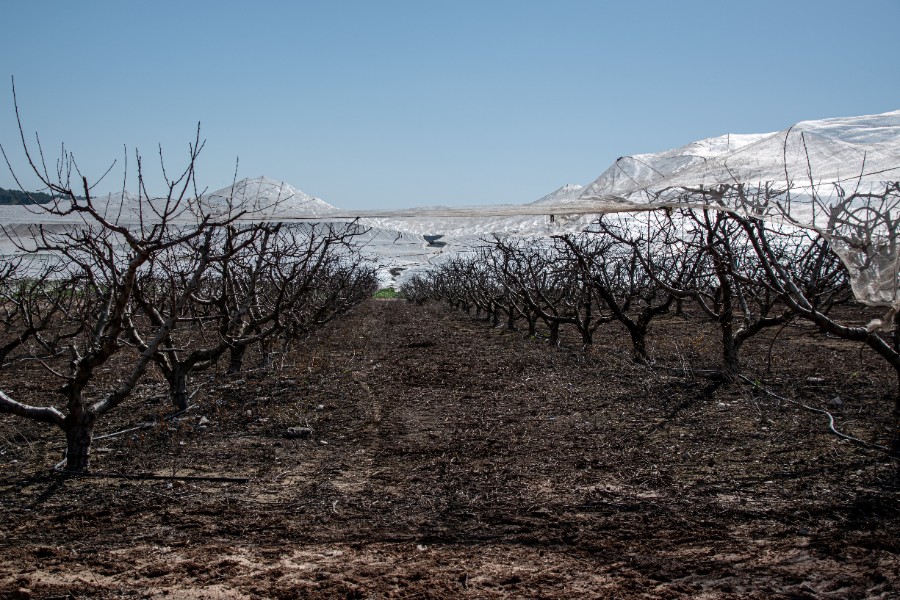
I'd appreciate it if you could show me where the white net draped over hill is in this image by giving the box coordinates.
[2,110,899,304]
[351,111,900,307]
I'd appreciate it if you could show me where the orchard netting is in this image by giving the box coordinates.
[2,111,899,307]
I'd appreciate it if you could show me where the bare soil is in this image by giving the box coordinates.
[0,299,898,599]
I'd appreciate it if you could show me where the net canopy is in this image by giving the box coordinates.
[2,111,899,304]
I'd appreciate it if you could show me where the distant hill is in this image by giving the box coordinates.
[205,176,339,219]
[0,187,56,205]
[526,184,585,206]
[579,110,900,201]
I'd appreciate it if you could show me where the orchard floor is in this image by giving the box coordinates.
[0,299,898,599]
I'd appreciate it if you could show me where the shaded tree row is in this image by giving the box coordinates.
[404,204,846,372]
[404,182,900,452]
[0,129,377,471]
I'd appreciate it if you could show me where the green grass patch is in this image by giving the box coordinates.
[373,287,402,299]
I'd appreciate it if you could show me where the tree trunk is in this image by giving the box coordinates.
[258,339,274,372]
[507,305,516,330]
[62,409,96,472]
[167,367,190,411]
[629,327,649,364]
[893,396,900,457]
[548,321,559,345]
[892,325,900,458]
[527,317,537,337]
[580,327,593,349]
[722,335,740,376]
[228,345,246,374]
[893,367,900,458]
[720,315,740,375]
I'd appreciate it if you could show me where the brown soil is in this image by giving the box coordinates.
[0,300,898,599]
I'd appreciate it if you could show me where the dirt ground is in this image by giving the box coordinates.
[0,299,898,599]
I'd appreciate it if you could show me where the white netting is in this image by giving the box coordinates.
[2,111,898,302]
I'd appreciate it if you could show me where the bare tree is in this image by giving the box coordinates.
[218,221,374,374]
[0,102,234,470]
[491,238,564,340]
[125,218,373,409]
[398,273,432,305]
[730,182,899,452]
[490,238,588,345]
[567,218,681,363]
[546,234,617,349]
[0,255,83,366]
[610,204,796,375]
[122,221,262,409]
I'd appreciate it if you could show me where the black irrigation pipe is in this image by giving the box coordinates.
[737,374,893,455]
[645,363,892,454]
[93,423,154,442]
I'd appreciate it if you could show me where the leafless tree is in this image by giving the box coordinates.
[231,222,376,372]
[608,204,797,375]
[491,238,563,339]
[545,234,617,349]
[125,218,374,410]
[565,218,681,363]
[481,240,541,333]
[0,255,83,366]
[122,221,263,410]
[0,97,236,470]
[487,238,582,345]
[728,182,898,451]
[398,273,432,305]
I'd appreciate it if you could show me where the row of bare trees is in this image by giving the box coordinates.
[125,220,375,412]
[403,205,847,371]
[0,220,376,472]
[0,132,377,471]
[403,183,900,453]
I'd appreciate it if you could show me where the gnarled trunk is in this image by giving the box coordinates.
[720,313,740,375]
[893,396,900,457]
[892,326,900,458]
[548,321,560,345]
[166,366,191,411]
[62,409,96,472]
[893,368,900,458]
[580,327,593,349]
[722,335,740,376]
[629,326,649,364]
[228,344,247,374]
[257,338,274,372]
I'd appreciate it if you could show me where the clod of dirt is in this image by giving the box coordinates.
[285,426,313,439]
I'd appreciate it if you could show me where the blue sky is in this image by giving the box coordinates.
[2,0,898,209]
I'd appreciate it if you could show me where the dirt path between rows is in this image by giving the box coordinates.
[0,299,898,598]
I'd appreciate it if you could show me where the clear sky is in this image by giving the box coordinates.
[2,0,898,209]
